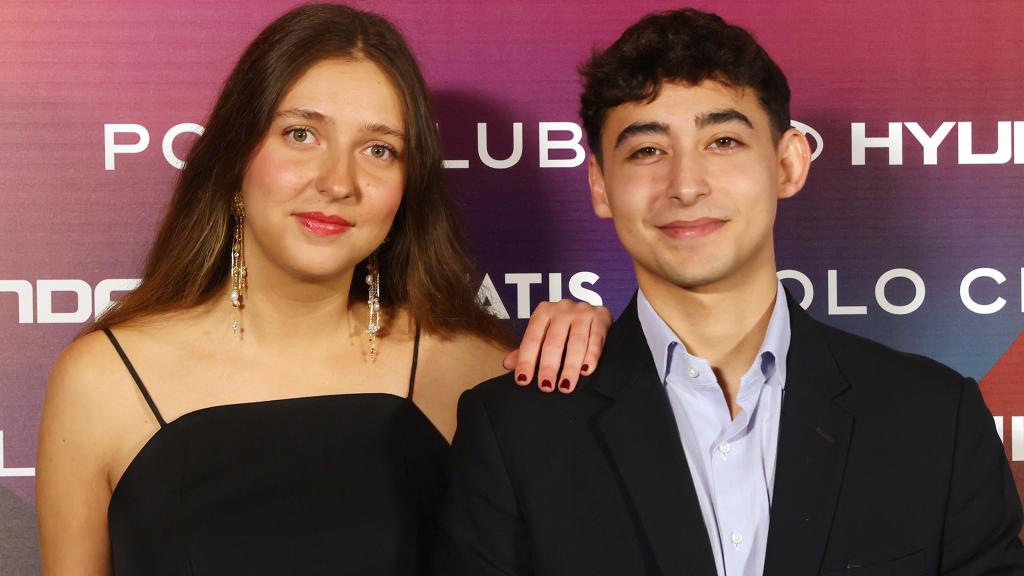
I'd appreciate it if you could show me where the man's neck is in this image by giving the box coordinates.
[638,265,780,415]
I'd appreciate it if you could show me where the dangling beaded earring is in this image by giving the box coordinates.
[230,194,247,337]
[365,252,382,361]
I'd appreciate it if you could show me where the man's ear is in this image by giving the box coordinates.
[777,128,812,200]
[589,155,612,219]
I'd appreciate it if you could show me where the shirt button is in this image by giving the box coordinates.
[730,531,743,547]
[718,441,731,458]
[687,366,700,378]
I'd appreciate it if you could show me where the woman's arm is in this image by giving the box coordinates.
[36,333,122,576]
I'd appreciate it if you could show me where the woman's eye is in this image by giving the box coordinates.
[286,128,315,144]
[366,143,397,160]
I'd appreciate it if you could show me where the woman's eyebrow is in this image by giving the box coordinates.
[275,107,333,123]
[363,121,405,139]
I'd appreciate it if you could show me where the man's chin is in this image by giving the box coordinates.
[670,274,731,292]
[643,263,732,293]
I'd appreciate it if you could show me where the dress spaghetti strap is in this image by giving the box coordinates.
[102,328,167,427]
[407,323,421,400]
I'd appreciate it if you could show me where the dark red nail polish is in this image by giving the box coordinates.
[559,379,571,390]
[541,379,553,390]
[517,373,527,383]
[581,364,590,373]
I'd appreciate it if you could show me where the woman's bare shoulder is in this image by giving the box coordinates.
[424,330,511,387]
[43,316,181,449]
[49,329,128,401]
[41,330,141,478]
[404,330,510,442]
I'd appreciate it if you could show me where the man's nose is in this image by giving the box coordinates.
[667,152,710,205]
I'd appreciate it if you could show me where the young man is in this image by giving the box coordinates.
[435,8,1023,576]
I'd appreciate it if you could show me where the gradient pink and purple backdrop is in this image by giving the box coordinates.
[1,1,1022,570]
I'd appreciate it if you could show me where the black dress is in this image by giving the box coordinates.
[102,327,449,575]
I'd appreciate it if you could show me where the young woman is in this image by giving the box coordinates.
[36,4,610,575]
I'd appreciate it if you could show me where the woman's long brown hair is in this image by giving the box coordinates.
[92,3,507,345]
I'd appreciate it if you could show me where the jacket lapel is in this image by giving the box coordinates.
[591,296,717,576]
[763,295,855,576]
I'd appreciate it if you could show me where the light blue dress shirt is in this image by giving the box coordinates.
[637,283,791,576]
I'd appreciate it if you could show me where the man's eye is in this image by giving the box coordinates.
[632,146,662,159]
[709,137,738,149]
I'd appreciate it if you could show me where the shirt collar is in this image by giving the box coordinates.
[637,280,791,389]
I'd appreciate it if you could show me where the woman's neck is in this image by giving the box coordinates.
[221,264,359,350]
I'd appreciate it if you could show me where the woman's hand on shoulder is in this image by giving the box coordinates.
[37,330,125,575]
[503,300,612,394]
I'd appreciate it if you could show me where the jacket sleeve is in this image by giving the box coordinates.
[434,388,533,576]
[940,377,1024,574]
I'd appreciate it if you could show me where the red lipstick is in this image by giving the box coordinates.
[295,212,353,237]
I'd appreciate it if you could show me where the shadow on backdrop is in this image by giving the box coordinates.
[0,484,40,575]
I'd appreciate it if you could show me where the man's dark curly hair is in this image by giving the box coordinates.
[579,8,791,162]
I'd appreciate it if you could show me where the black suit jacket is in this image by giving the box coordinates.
[435,293,1024,575]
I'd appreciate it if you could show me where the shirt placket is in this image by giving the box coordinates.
[710,391,753,576]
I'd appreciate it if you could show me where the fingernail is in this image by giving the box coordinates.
[516,373,527,383]
[581,364,590,373]
[541,379,553,390]
[559,379,571,391]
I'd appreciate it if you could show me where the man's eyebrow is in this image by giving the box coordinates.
[363,121,405,140]
[695,109,753,130]
[275,108,332,124]
[614,122,670,149]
